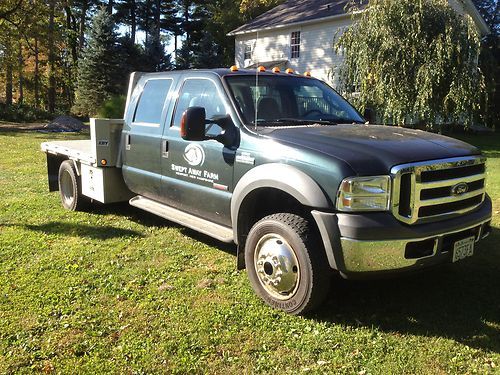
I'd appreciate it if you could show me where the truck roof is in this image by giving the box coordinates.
[136,68,318,80]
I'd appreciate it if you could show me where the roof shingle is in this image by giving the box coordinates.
[228,0,368,35]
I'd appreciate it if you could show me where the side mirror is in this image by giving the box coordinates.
[181,107,206,141]
[363,107,375,124]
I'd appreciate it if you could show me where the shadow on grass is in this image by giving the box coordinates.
[314,226,500,353]
[64,201,499,351]
[3,221,144,240]
[90,202,238,256]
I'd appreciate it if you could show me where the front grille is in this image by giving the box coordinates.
[391,156,487,224]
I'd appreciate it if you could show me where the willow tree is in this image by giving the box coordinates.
[335,0,485,127]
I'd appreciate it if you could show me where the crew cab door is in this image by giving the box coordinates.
[122,78,174,201]
[160,77,237,227]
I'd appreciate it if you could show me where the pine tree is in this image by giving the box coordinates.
[73,8,122,116]
[192,32,221,68]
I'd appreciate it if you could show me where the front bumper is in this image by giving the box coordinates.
[311,197,492,278]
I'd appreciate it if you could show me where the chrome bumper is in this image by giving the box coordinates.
[340,219,491,273]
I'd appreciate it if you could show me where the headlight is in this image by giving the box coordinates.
[336,176,391,212]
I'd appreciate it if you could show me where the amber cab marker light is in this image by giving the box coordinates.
[230,65,238,72]
[272,67,281,73]
[286,68,294,74]
[101,159,107,166]
[257,66,266,72]
[304,71,311,77]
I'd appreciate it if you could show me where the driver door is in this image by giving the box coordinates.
[160,77,236,227]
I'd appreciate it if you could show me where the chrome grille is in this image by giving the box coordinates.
[391,156,486,224]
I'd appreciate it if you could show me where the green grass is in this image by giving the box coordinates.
[0,130,499,374]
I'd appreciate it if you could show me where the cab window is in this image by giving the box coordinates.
[133,79,172,124]
[172,79,227,130]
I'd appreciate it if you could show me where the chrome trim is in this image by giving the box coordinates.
[341,218,490,273]
[391,156,486,224]
[420,189,485,205]
[419,173,484,189]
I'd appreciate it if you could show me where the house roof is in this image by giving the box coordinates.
[228,0,368,36]
[228,0,489,36]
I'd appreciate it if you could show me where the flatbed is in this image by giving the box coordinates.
[41,140,96,166]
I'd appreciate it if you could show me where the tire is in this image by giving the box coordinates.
[245,213,330,315]
[58,160,88,211]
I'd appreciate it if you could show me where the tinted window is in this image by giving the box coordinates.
[133,79,172,124]
[172,79,227,127]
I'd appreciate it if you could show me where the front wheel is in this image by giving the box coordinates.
[245,213,330,315]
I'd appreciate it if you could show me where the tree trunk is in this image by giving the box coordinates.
[131,0,136,43]
[174,33,178,61]
[107,0,114,14]
[144,0,150,44]
[18,45,24,105]
[6,62,13,106]
[48,0,56,113]
[34,38,40,109]
[154,0,161,41]
[5,41,13,106]
[79,0,88,51]
[65,4,78,63]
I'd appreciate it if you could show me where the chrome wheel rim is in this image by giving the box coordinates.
[60,170,74,206]
[254,233,300,300]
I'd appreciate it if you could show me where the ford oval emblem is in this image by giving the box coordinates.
[451,182,469,196]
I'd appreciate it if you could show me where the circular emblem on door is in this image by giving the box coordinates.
[451,182,469,196]
[183,144,205,166]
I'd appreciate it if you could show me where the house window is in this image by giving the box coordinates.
[291,31,300,58]
[244,43,252,60]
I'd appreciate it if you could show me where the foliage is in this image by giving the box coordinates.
[96,95,127,119]
[0,103,53,122]
[0,130,499,372]
[472,0,499,129]
[192,32,222,68]
[336,0,486,127]
[73,8,123,117]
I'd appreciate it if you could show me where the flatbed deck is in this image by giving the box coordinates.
[41,140,96,165]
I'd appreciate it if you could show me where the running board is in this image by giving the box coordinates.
[129,196,234,243]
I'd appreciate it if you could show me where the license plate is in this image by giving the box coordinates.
[452,236,475,262]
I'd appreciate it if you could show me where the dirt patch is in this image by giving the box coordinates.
[0,121,48,131]
[0,116,88,132]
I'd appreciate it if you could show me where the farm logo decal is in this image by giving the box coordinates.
[172,143,219,185]
[183,143,205,167]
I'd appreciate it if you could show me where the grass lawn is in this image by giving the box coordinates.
[0,129,498,374]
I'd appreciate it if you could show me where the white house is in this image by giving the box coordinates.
[228,0,490,88]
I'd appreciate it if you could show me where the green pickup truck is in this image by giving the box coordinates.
[41,68,492,314]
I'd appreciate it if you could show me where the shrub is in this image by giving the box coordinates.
[96,95,126,119]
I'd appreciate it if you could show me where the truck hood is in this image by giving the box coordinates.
[265,124,480,175]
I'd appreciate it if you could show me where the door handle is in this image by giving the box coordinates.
[125,134,131,150]
[162,140,169,158]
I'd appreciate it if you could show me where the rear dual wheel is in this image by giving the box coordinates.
[58,160,88,211]
[245,213,330,315]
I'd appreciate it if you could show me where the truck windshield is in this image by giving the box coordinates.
[225,75,365,127]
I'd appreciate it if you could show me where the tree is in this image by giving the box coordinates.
[73,8,123,116]
[336,0,485,127]
[472,0,499,129]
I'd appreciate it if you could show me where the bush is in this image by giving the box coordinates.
[0,103,53,122]
[96,95,126,119]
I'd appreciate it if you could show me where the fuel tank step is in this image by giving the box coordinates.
[129,196,234,243]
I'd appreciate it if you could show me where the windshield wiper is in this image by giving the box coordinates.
[254,118,338,126]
